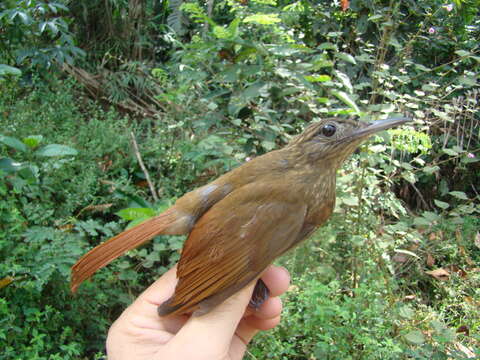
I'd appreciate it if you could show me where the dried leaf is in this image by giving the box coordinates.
[455,228,462,242]
[0,276,14,289]
[459,246,474,266]
[404,294,416,301]
[456,325,469,336]
[426,253,435,267]
[393,253,408,263]
[86,204,113,212]
[464,296,480,307]
[426,268,450,281]
[76,203,113,218]
[447,265,467,278]
[59,224,74,231]
[98,155,113,172]
[475,232,480,249]
[288,285,299,292]
[408,241,420,251]
[396,248,420,259]
[135,180,149,188]
[453,342,476,358]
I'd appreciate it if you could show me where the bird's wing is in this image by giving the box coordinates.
[158,182,307,316]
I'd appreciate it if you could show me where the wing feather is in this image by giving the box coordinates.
[158,183,307,316]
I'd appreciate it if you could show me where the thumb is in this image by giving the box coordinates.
[169,280,256,357]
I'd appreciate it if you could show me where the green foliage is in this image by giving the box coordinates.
[0,0,85,73]
[0,80,186,359]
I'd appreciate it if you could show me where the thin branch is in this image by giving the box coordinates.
[130,132,159,202]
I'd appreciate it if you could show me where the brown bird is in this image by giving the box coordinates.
[71,116,410,316]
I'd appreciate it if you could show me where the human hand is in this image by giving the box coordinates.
[106,264,290,360]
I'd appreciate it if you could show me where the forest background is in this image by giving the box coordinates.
[0,0,479,358]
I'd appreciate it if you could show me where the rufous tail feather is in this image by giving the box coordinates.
[71,208,178,292]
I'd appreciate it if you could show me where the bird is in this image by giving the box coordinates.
[71,116,410,316]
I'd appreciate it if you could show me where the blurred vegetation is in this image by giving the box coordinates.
[1,0,479,358]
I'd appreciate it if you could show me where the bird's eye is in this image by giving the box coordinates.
[322,124,337,137]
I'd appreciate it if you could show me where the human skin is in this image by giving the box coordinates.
[106,265,290,360]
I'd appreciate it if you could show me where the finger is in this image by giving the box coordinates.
[244,265,289,318]
[229,320,259,359]
[137,266,178,306]
[121,266,188,334]
[261,265,290,297]
[244,314,281,331]
[172,279,256,353]
[232,312,281,353]
[249,296,282,320]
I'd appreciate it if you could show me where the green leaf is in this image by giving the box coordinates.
[413,217,431,227]
[213,25,232,39]
[368,14,383,22]
[414,64,430,72]
[449,191,468,200]
[455,50,471,57]
[319,42,337,50]
[422,165,440,175]
[331,91,360,114]
[243,14,281,25]
[242,82,266,100]
[226,17,240,38]
[0,135,28,152]
[261,140,276,151]
[402,172,417,184]
[228,96,247,117]
[334,71,353,93]
[398,306,415,320]
[442,148,458,156]
[0,157,22,173]
[23,135,43,149]
[0,64,22,77]
[35,144,78,157]
[335,52,356,65]
[125,215,161,229]
[433,200,449,210]
[423,211,440,222]
[457,76,477,87]
[116,207,156,221]
[341,196,359,206]
[404,330,425,345]
[304,75,331,82]
[114,189,153,208]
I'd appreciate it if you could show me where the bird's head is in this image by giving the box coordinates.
[289,116,411,168]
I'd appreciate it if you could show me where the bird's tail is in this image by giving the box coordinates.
[71,207,182,292]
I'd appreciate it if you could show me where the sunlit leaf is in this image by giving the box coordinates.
[23,135,43,149]
[304,75,331,82]
[449,191,468,200]
[0,64,22,77]
[116,207,156,221]
[332,91,360,114]
[433,200,449,210]
[243,14,281,25]
[335,52,356,65]
[404,330,425,345]
[35,144,78,157]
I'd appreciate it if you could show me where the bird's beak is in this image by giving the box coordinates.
[347,116,412,141]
